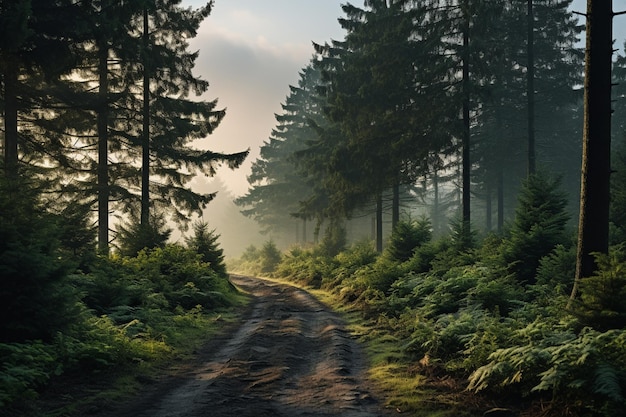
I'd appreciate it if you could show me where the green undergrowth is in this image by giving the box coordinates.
[308,286,484,417]
[242,173,626,417]
[37,309,244,417]
[1,245,249,417]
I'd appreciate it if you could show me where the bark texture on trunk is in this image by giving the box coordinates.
[3,58,19,178]
[572,0,613,301]
[97,45,110,255]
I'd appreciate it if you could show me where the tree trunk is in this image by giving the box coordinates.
[433,169,440,236]
[527,0,536,176]
[571,0,613,302]
[376,193,383,252]
[97,44,110,255]
[497,168,504,234]
[485,184,492,232]
[141,7,150,226]
[462,3,471,226]
[3,58,19,179]
[392,182,400,229]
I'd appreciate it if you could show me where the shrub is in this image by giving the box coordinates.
[185,221,227,277]
[124,244,234,311]
[386,218,432,262]
[0,342,57,408]
[573,248,626,331]
[227,244,262,275]
[275,247,334,287]
[500,172,569,285]
[116,212,171,257]
[534,243,576,299]
[319,220,347,257]
[259,240,282,274]
[468,322,626,416]
[0,178,75,342]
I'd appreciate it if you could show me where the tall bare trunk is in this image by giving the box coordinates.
[527,0,536,176]
[97,44,110,254]
[392,182,399,229]
[433,169,440,236]
[376,193,383,252]
[3,58,19,179]
[141,7,150,226]
[571,0,613,302]
[462,3,471,226]
[486,184,492,231]
[497,168,504,234]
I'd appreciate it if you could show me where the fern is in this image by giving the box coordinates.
[469,325,626,415]
[593,362,623,402]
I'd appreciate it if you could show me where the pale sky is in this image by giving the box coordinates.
[183,0,345,196]
[182,0,624,197]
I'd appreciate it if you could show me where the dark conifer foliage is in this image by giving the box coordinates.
[310,0,454,250]
[132,1,248,229]
[0,1,247,253]
[0,176,74,342]
[501,172,569,284]
[185,220,227,277]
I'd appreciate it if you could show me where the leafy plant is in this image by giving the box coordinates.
[468,324,626,416]
[0,177,75,342]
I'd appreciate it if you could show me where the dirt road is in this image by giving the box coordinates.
[104,275,390,417]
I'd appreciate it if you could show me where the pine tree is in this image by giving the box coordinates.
[133,0,248,229]
[237,64,323,241]
[314,0,452,251]
[185,221,226,277]
[501,172,569,284]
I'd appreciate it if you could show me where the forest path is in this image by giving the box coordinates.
[100,275,390,417]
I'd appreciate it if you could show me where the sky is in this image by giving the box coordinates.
[183,0,345,196]
[182,0,625,198]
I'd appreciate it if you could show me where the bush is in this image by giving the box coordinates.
[0,178,76,342]
[185,221,227,277]
[469,322,626,416]
[573,248,626,331]
[386,218,432,263]
[500,172,570,285]
[534,243,576,299]
[275,247,335,287]
[319,220,347,257]
[116,212,171,257]
[259,240,282,274]
[0,342,57,408]
[125,244,234,310]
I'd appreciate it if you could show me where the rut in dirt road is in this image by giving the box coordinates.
[130,275,389,417]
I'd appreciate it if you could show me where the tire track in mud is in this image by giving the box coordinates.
[112,275,389,417]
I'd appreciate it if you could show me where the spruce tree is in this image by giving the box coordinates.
[236,64,322,240]
[131,0,248,229]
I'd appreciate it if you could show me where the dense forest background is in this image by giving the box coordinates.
[233,0,626,416]
[2,0,626,416]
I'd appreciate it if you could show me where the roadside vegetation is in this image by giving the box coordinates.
[0,179,243,417]
[230,172,626,417]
